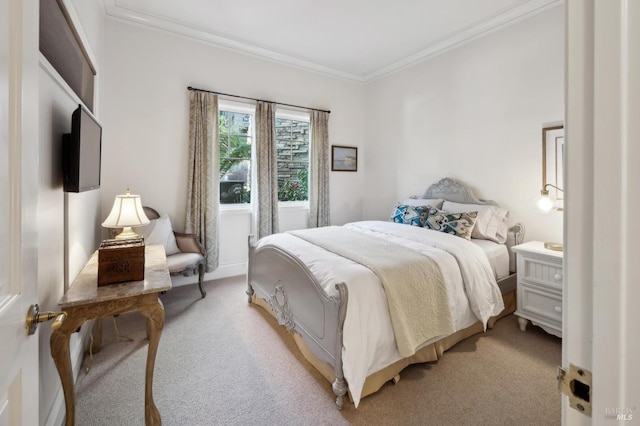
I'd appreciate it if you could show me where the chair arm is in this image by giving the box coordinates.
[173,232,204,255]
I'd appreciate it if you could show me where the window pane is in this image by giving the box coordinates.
[219,110,252,204]
[220,159,250,204]
[219,134,230,157]
[227,112,250,135]
[276,118,309,202]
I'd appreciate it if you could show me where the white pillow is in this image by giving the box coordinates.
[134,214,181,255]
[441,201,509,243]
[402,197,444,210]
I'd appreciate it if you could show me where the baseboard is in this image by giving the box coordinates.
[45,320,94,426]
[169,262,247,288]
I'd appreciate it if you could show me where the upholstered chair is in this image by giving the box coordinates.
[118,207,206,298]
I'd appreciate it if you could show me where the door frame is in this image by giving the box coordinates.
[564,0,640,423]
[0,0,41,424]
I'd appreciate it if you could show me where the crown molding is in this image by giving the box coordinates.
[104,0,563,84]
[103,0,363,82]
[363,0,564,82]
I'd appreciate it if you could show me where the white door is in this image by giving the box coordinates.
[0,0,39,425]
[565,0,640,424]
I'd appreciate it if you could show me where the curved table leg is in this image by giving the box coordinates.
[50,315,86,426]
[139,297,165,426]
[92,317,103,353]
[197,263,206,298]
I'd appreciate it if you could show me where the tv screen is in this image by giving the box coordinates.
[62,104,102,192]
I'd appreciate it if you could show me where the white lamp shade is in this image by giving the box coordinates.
[102,192,150,228]
[536,193,556,213]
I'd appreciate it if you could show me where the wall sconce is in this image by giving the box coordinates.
[102,189,150,239]
[541,124,564,212]
[536,183,564,251]
[536,183,564,213]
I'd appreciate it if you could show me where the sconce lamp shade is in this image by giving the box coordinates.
[536,189,556,213]
[536,184,564,213]
[102,189,150,239]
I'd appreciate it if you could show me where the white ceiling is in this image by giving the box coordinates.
[104,0,561,82]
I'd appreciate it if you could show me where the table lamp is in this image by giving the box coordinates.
[102,188,150,239]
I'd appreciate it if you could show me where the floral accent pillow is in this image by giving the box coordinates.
[423,208,478,240]
[389,204,431,227]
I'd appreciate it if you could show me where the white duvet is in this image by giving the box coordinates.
[256,221,505,407]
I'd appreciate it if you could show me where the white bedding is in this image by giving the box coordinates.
[256,221,505,407]
[471,239,510,280]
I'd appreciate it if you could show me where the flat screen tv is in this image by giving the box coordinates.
[62,104,102,192]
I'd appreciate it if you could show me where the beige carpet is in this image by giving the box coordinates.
[74,275,561,425]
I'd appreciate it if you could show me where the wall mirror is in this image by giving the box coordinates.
[542,124,565,211]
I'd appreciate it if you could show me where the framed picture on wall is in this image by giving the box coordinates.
[542,124,564,210]
[331,145,357,172]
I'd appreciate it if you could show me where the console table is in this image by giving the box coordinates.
[51,244,172,426]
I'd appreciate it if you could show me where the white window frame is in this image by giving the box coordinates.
[217,102,311,212]
[218,99,255,211]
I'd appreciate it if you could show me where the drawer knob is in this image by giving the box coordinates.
[554,273,562,281]
[554,306,562,313]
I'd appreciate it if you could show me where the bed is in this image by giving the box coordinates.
[247,177,525,409]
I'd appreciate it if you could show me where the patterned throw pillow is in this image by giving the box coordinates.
[389,204,431,226]
[423,208,478,240]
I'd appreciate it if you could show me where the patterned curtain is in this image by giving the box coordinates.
[309,110,330,227]
[186,91,219,271]
[255,101,279,238]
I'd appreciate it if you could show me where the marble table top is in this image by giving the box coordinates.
[59,244,172,308]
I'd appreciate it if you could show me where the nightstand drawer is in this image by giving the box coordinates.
[519,284,562,323]
[521,257,562,290]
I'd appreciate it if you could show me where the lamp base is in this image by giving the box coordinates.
[544,242,563,251]
[115,227,141,240]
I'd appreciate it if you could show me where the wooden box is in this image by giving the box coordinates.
[98,238,145,286]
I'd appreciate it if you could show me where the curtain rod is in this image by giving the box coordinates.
[187,86,330,114]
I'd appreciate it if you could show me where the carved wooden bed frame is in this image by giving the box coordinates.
[247,177,525,409]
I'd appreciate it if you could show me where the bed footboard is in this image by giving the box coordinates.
[247,235,349,409]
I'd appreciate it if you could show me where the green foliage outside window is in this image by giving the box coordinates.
[219,112,250,178]
[278,167,308,202]
[218,110,310,204]
[219,141,251,180]
[219,111,251,204]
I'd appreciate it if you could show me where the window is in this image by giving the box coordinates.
[219,104,253,204]
[276,112,310,202]
[218,104,310,205]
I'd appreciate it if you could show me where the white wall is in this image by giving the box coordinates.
[102,19,365,281]
[37,1,104,424]
[363,6,565,244]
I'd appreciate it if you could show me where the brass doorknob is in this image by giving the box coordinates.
[26,304,67,335]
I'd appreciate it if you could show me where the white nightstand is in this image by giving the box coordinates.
[512,241,563,338]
